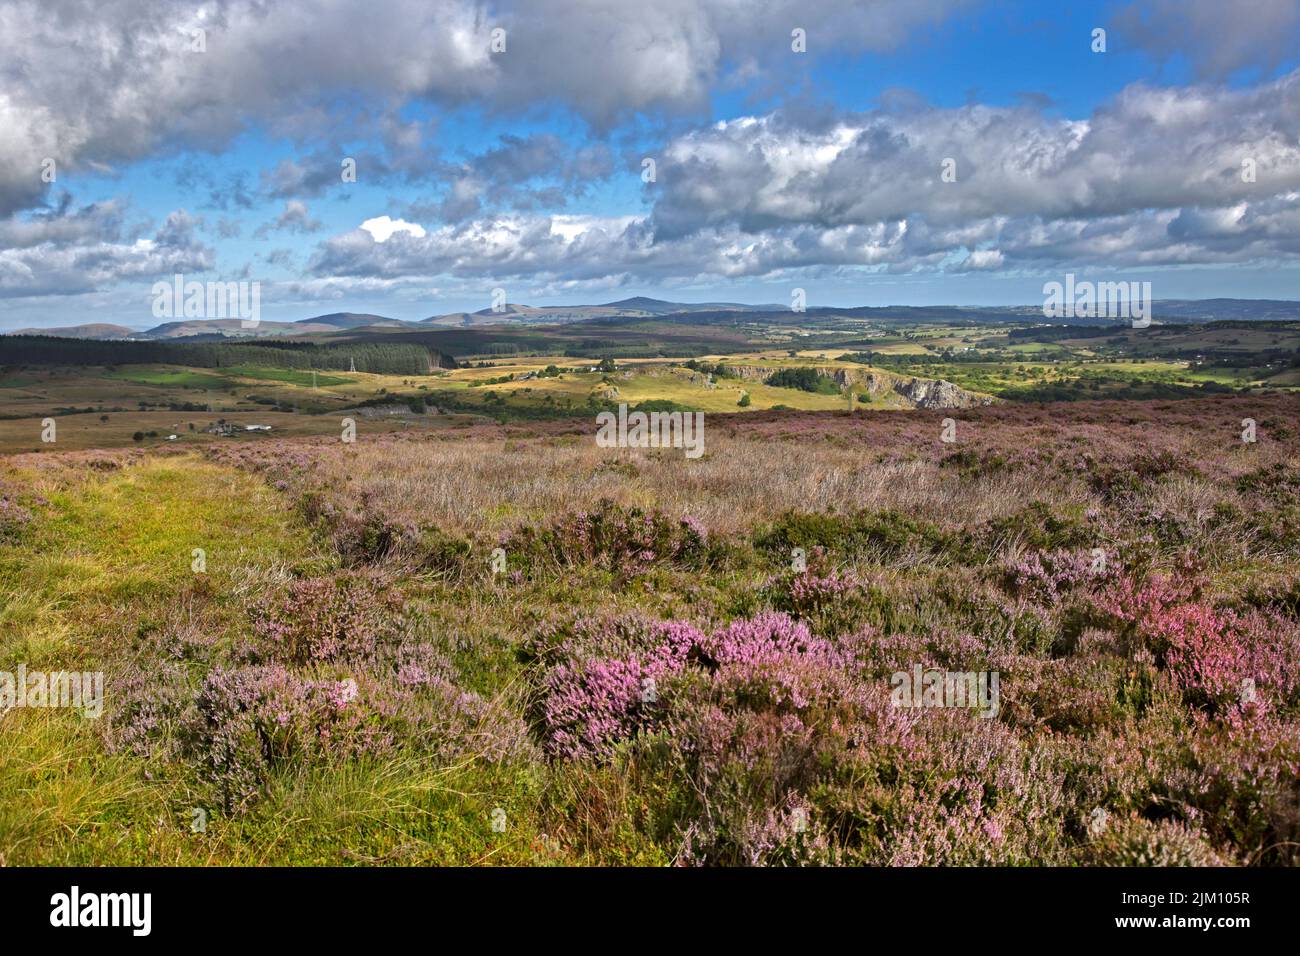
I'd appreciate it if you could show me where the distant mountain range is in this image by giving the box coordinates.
[419,297,779,327]
[6,297,1300,341]
[3,298,778,340]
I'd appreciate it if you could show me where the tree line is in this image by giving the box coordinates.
[0,336,454,374]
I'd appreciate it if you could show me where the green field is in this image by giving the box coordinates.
[225,365,353,387]
[104,366,238,389]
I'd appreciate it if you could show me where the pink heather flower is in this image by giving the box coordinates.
[1101,575,1300,719]
[538,612,852,758]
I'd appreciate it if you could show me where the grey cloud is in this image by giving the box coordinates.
[0,0,969,215]
[0,204,213,298]
[258,200,323,236]
[303,70,1300,286]
[1112,0,1300,79]
[649,71,1300,240]
[403,134,616,224]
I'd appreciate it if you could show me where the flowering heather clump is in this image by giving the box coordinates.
[185,664,396,812]
[1100,575,1300,718]
[538,619,701,759]
[527,613,699,669]
[1006,549,1107,605]
[664,624,920,866]
[537,610,913,863]
[832,709,1072,866]
[693,612,847,710]
[109,634,530,813]
[0,493,35,542]
[105,660,194,761]
[504,500,714,575]
[768,570,875,636]
[852,625,992,680]
[1080,815,1232,867]
[1164,608,1300,719]
[537,612,856,760]
[680,797,833,867]
[250,572,404,664]
[784,570,859,610]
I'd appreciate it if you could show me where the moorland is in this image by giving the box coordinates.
[1,305,1298,866]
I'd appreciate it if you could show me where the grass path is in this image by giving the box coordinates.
[0,456,562,864]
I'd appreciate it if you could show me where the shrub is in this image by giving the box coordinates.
[538,619,701,759]
[503,501,716,576]
[755,510,959,563]
[299,491,419,564]
[1005,549,1108,605]
[0,496,35,542]
[1080,815,1232,866]
[767,570,874,635]
[982,502,1089,554]
[185,665,395,811]
[1099,575,1300,719]
[250,573,404,664]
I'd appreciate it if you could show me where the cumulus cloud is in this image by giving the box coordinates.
[0,205,213,298]
[649,72,1300,237]
[304,69,1300,286]
[359,216,428,242]
[0,0,970,216]
[402,134,618,223]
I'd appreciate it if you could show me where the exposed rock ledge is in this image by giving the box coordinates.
[891,376,994,409]
[718,363,992,409]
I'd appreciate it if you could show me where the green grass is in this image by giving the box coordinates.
[226,365,353,387]
[0,458,306,667]
[103,365,236,389]
[0,455,580,864]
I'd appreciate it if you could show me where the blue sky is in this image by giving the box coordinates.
[2,0,1299,329]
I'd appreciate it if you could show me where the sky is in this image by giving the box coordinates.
[1,0,1299,330]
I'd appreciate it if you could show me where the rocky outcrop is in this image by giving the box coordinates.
[716,362,991,409]
[826,367,894,398]
[892,377,993,409]
[719,365,771,382]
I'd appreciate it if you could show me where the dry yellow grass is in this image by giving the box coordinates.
[303,431,1087,537]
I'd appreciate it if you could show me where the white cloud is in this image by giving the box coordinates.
[0,0,972,216]
[360,216,428,242]
[0,205,212,299]
[304,69,1300,286]
[650,71,1300,238]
